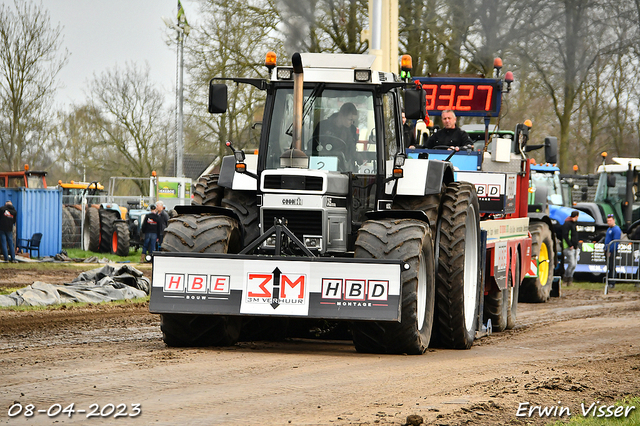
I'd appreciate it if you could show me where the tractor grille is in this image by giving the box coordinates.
[262,209,323,240]
[263,175,323,191]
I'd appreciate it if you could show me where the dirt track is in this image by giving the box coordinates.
[0,266,639,425]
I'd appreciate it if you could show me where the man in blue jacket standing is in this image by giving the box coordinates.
[605,214,622,286]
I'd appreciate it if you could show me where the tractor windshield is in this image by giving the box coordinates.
[595,172,627,204]
[531,170,566,206]
[265,88,377,173]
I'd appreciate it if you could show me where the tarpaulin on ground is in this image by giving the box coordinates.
[0,265,149,307]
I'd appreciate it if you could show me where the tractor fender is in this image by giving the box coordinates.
[218,154,258,191]
[388,159,454,196]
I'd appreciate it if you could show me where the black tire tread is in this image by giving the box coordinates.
[351,218,435,355]
[112,221,130,256]
[160,214,243,347]
[506,254,520,330]
[62,206,79,248]
[192,174,223,206]
[99,210,119,253]
[85,207,101,252]
[160,314,241,347]
[392,193,441,238]
[221,189,260,246]
[433,181,482,349]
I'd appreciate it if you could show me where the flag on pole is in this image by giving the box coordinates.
[177,0,189,26]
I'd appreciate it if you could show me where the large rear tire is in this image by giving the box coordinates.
[392,193,441,242]
[83,206,101,252]
[111,221,130,256]
[192,174,223,206]
[520,222,554,303]
[221,189,260,246]
[160,214,243,347]
[351,218,435,354]
[99,210,118,253]
[432,182,482,349]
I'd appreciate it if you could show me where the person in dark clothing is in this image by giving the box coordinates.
[561,210,579,286]
[422,109,472,149]
[0,200,17,262]
[402,111,416,148]
[312,102,358,171]
[155,200,169,250]
[141,204,161,263]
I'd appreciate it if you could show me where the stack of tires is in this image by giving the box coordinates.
[62,205,83,248]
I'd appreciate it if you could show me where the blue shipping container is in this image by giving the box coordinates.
[0,188,62,258]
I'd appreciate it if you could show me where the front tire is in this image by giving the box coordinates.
[160,214,243,347]
[432,182,482,349]
[351,218,436,354]
[520,222,554,303]
[506,253,520,330]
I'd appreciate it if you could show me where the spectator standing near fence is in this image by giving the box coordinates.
[155,201,169,250]
[561,210,580,286]
[140,205,161,263]
[0,201,17,263]
[605,214,622,287]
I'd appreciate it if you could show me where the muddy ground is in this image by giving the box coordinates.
[0,265,638,425]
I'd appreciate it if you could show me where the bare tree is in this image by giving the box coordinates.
[0,0,68,170]
[88,62,170,193]
[184,0,281,163]
[519,0,638,171]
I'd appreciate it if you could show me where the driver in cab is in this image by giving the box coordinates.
[422,109,472,150]
[312,102,358,164]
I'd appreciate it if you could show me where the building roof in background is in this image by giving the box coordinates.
[166,153,216,180]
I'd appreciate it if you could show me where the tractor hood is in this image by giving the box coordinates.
[549,205,594,223]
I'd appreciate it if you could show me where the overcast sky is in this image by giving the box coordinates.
[41,0,198,108]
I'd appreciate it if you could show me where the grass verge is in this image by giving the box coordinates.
[64,247,142,263]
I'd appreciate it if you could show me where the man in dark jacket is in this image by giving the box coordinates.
[0,200,17,262]
[312,102,358,171]
[140,204,161,263]
[561,210,580,286]
[155,201,169,250]
[423,109,472,149]
[402,111,416,148]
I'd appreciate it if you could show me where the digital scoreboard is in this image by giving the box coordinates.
[413,77,503,117]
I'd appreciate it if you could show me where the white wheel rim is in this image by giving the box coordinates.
[463,206,479,332]
[417,252,427,330]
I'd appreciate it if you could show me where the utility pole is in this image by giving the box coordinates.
[361,0,398,73]
[163,2,190,177]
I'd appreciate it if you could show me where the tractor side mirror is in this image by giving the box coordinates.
[544,136,558,164]
[607,174,616,188]
[581,186,588,201]
[208,83,228,114]
[404,89,426,120]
